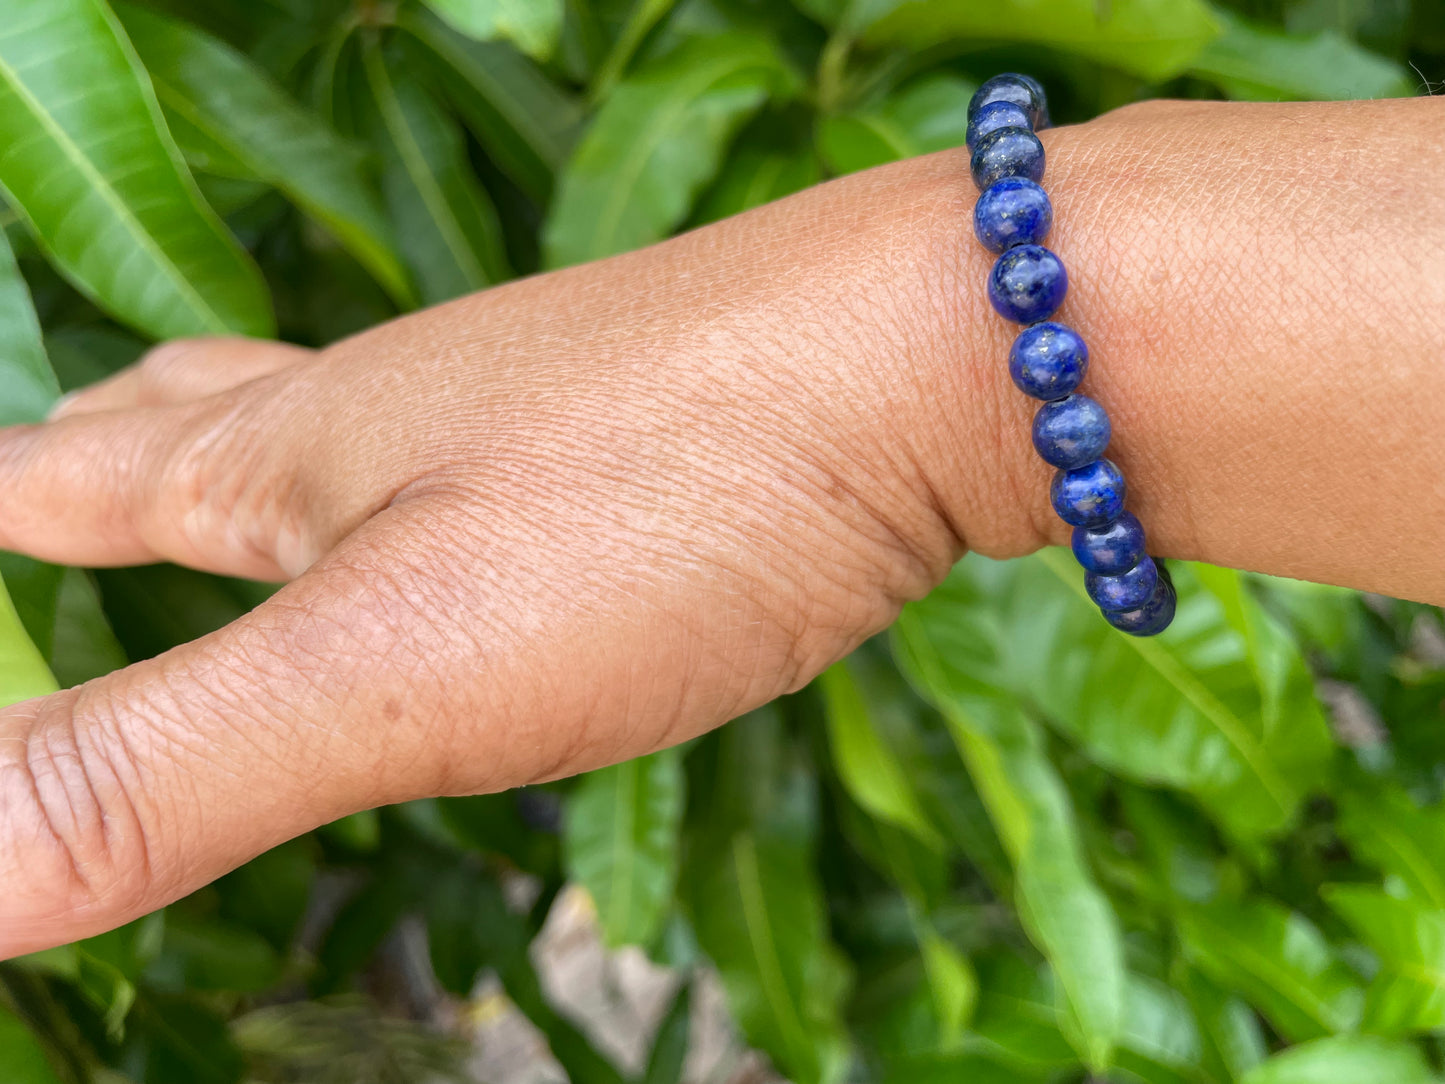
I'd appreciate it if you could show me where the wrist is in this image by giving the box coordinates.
[884,97,1444,605]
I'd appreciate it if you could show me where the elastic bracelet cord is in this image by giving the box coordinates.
[966,74,1176,637]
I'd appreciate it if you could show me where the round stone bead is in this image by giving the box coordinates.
[1103,574,1176,637]
[988,244,1067,324]
[973,177,1051,253]
[1017,73,1051,129]
[970,127,1045,190]
[967,100,1032,151]
[1009,322,1088,400]
[1071,511,1146,575]
[1032,394,1110,469]
[1087,555,1159,612]
[968,73,1046,129]
[1050,458,1126,528]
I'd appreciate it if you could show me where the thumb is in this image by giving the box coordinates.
[0,504,463,958]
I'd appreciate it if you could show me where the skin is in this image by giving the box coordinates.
[0,98,1442,958]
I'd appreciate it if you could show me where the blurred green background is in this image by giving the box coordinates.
[0,0,1442,1081]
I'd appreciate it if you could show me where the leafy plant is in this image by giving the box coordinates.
[0,0,1440,1081]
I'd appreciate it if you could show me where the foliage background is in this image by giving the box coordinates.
[0,0,1441,1081]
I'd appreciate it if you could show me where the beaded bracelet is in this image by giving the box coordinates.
[966,74,1175,636]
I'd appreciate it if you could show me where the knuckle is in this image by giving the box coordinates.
[0,692,154,951]
[137,338,212,394]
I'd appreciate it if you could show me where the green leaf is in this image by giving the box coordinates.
[214,839,317,953]
[1190,15,1414,101]
[0,570,57,707]
[819,657,943,850]
[1118,787,1231,905]
[416,847,627,1084]
[1110,975,1208,1084]
[319,809,381,852]
[1181,970,1268,1082]
[44,323,147,393]
[0,1005,63,1084]
[360,39,510,305]
[680,709,850,1084]
[0,227,56,428]
[37,920,163,1039]
[1335,784,1445,908]
[0,555,60,667]
[1240,1035,1438,1084]
[544,33,793,267]
[916,921,977,1042]
[0,226,65,683]
[966,956,1209,1082]
[857,652,1014,896]
[893,596,1125,1072]
[1255,575,1368,664]
[397,7,582,204]
[1178,899,1363,1041]
[92,564,271,662]
[693,142,820,223]
[816,72,975,176]
[0,0,273,339]
[133,993,245,1084]
[115,4,413,307]
[968,953,1083,1072]
[859,0,1223,82]
[421,0,564,61]
[590,0,683,102]
[682,831,852,1084]
[48,568,128,688]
[144,916,283,994]
[563,747,686,948]
[642,977,691,1084]
[1324,884,1445,1034]
[1011,552,1333,843]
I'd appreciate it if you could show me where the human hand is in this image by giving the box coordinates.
[2,96,1442,956]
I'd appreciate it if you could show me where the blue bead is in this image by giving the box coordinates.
[967,100,1032,150]
[1103,573,1176,636]
[973,177,1051,253]
[1050,458,1126,528]
[1009,322,1088,400]
[970,127,1045,190]
[988,244,1067,324]
[1032,394,1110,469]
[1087,555,1159,612]
[1071,511,1146,575]
[1017,73,1052,129]
[968,74,1046,129]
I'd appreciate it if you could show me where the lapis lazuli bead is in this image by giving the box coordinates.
[974,177,1051,253]
[967,100,1032,151]
[970,127,1045,191]
[1087,555,1159,612]
[1071,511,1146,575]
[968,73,1046,129]
[1009,322,1088,400]
[1016,73,1051,129]
[1104,574,1176,636]
[1032,394,1110,470]
[1050,458,1126,528]
[988,244,1067,324]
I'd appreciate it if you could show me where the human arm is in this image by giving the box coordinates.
[1,96,1441,956]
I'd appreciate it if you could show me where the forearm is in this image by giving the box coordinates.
[484,95,1445,605]
[874,96,1445,601]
